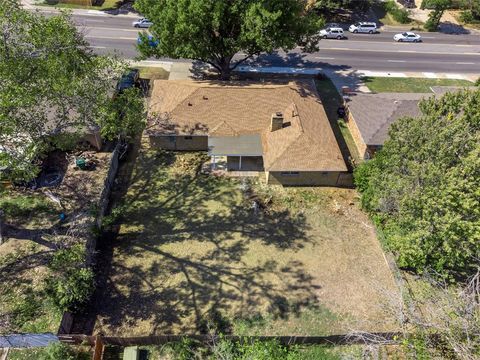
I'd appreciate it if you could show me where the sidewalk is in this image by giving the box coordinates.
[22,0,140,18]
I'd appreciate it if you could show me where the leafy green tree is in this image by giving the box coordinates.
[0,1,124,182]
[99,87,146,142]
[134,0,323,79]
[313,0,371,18]
[422,0,452,31]
[355,89,480,278]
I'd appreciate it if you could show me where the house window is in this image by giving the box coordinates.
[184,136,193,140]
[280,171,300,176]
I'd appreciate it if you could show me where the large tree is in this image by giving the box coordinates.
[135,0,323,79]
[0,1,124,181]
[355,89,480,278]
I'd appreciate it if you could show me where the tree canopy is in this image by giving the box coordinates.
[355,89,480,278]
[0,1,125,181]
[313,0,371,18]
[134,0,323,79]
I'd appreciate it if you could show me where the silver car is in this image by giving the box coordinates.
[132,18,153,28]
[319,27,345,40]
[394,32,422,42]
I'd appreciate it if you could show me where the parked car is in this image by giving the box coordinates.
[115,68,139,94]
[349,22,378,34]
[393,32,422,42]
[132,18,153,28]
[137,34,159,48]
[320,27,345,40]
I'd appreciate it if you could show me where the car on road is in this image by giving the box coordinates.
[137,34,159,48]
[132,18,153,28]
[394,32,422,42]
[349,22,377,34]
[115,68,139,95]
[320,27,345,40]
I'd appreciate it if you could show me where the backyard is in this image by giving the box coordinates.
[92,144,399,336]
[0,151,110,334]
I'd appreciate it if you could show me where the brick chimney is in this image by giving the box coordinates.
[270,112,283,132]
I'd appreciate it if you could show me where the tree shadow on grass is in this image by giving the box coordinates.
[90,150,323,335]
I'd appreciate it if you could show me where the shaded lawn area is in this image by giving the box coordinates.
[363,77,473,93]
[315,78,362,165]
[93,146,399,336]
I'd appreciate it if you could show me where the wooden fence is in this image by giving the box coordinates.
[57,144,121,336]
[59,332,403,347]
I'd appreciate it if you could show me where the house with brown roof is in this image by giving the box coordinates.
[147,79,348,186]
[344,92,429,159]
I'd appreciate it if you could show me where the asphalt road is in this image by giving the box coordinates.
[72,13,480,74]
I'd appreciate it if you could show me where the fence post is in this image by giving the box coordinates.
[92,335,104,360]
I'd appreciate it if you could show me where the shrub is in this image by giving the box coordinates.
[460,10,475,23]
[39,342,76,360]
[45,245,95,312]
[384,1,411,24]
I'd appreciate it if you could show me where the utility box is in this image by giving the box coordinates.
[123,346,139,360]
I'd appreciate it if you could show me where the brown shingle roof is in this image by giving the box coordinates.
[148,79,346,172]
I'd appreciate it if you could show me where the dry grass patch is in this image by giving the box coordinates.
[93,148,399,336]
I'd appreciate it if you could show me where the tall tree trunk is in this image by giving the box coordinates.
[217,57,233,80]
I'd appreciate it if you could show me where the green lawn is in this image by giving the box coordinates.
[40,0,121,11]
[92,145,398,336]
[135,66,170,81]
[364,77,473,93]
[315,78,362,165]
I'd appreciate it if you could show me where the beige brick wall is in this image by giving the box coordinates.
[148,135,208,151]
[267,171,344,186]
[345,112,368,160]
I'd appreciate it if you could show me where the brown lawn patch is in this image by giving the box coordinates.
[93,147,399,336]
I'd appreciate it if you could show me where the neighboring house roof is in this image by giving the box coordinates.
[346,92,431,146]
[148,80,347,172]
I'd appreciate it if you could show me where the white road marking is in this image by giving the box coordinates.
[456,45,473,47]
[83,26,140,32]
[88,46,107,49]
[397,50,418,53]
[314,56,336,60]
[456,62,475,65]
[388,60,406,62]
[323,47,480,56]
[85,35,137,40]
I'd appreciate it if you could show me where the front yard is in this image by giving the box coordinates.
[363,77,473,93]
[93,144,399,336]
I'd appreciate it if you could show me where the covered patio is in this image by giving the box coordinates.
[208,135,264,172]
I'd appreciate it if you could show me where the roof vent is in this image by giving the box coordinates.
[203,96,208,100]
[188,102,193,106]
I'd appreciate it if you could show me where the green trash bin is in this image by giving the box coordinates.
[76,157,86,170]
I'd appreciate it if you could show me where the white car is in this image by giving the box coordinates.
[319,27,345,40]
[394,32,422,42]
[349,22,377,34]
[132,18,153,28]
